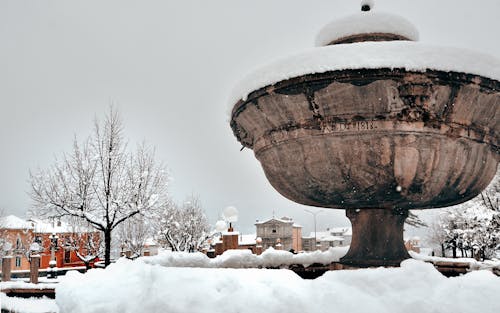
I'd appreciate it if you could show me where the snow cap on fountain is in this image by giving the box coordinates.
[315,1,419,46]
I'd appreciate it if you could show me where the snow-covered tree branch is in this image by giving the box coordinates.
[156,195,209,252]
[115,214,154,259]
[429,170,499,260]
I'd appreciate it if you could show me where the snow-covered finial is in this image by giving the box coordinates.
[361,0,374,12]
[215,220,227,232]
[223,206,238,223]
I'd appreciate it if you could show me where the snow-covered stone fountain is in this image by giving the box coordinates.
[229,1,500,267]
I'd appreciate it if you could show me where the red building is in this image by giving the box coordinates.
[0,215,100,272]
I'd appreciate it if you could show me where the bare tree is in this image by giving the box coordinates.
[30,108,169,266]
[427,223,445,257]
[62,216,103,269]
[406,211,427,228]
[428,169,500,260]
[157,195,210,252]
[115,214,154,258]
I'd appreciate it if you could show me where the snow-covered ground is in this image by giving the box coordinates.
[2,250,499,313]
[53,254,499,313]
[0,293,58,313]
[409,251,500,271]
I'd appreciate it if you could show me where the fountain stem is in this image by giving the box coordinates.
[340,208,410,267]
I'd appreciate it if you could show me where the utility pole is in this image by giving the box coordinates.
[304,209,322,250]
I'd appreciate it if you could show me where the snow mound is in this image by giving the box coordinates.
[315,11,419,46]
[141,247,348,268]
[228,41,500,109]
[56,259,500,313]
[1,293,58,313]
[410,251,500,271]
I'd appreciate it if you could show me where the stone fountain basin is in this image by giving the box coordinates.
[231,69,500,209]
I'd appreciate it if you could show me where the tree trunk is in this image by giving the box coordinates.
[441,244,445,257]
[104,229,112,267]
[452,245,457,258]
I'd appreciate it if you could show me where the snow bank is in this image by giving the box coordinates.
[56,259,500,313]
[315,12,419,46]
[140,247,349,268]
[410,251,500,271]
[228,41,500,108]
[1,293,58,313]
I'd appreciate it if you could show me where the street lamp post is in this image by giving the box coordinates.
[48,233,59,279]
[304,209,323,250]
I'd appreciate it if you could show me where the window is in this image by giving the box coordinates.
[35,236,42,244]
[16,237,21,249]
[15,256,21,267]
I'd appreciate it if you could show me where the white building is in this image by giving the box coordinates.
[302,227,352,251]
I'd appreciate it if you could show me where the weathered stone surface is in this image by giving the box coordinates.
[29,255,40,284]
[231,69,500,210]
[2,257,12,282]
[340,208,409,267]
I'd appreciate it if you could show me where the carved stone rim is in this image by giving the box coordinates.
[253,123,499,157]
[230,68,500,148]
[327,33,411,45]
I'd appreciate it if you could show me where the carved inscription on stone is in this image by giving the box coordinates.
[325,120,379,132]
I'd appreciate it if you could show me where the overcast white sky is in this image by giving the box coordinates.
[1,0,499,235]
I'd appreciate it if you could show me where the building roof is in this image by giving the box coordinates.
[308,232,345,242]
[0,215,34,230]
[328,227,352,236]
[255,217,295,225]
[0,215,96,234]
[29,218,73,233]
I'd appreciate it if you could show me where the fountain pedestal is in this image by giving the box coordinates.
[340,208,409,267]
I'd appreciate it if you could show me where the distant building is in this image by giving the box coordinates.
[255,217,302,251]
[0,215,100,272]
[302,227,352,251]
[404,236,421,254]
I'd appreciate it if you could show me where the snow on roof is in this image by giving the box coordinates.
[229,41,500,107]
[145,237,158,246]
[222,231,240,236]
[328,227,352,236]
[0,215,33,230]
[309,232,345,242]
[255,217,294,225]
[292,223,302,228]
[315,11,419,46]
[29,218,73,234]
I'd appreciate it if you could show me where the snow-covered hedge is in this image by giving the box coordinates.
[140,247,349,268]
[56,258,500,313]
